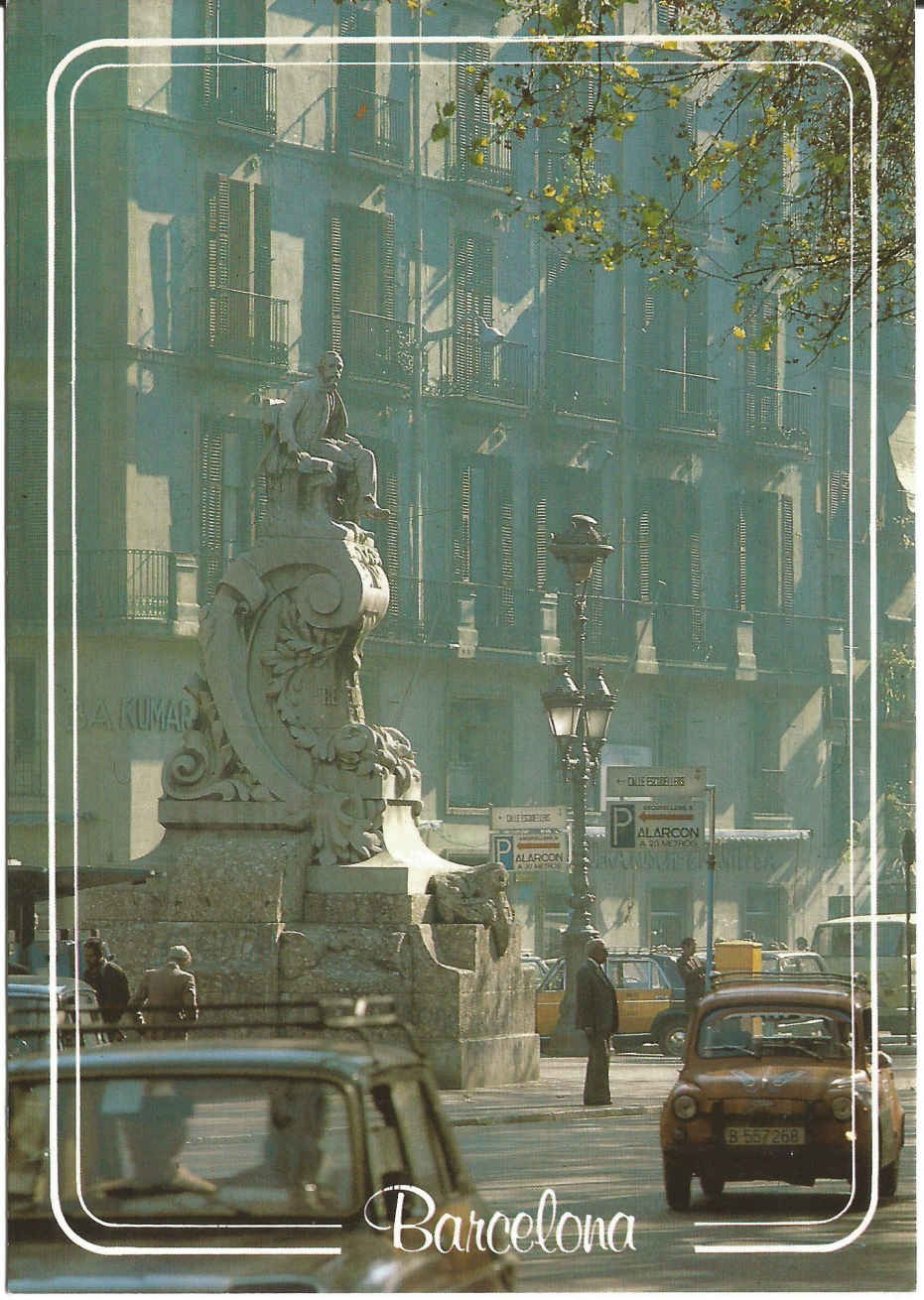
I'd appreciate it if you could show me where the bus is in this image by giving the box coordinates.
[811,914,915,1033]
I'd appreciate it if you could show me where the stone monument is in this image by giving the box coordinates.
[85,351,539,1087]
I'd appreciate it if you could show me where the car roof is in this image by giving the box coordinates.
[698,980,862,1014]
[7,975,97,998]
[7,1035,425,1082]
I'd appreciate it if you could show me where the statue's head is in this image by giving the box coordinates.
[317,351,344,388]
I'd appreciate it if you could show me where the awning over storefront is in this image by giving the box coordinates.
[587,824,811,873]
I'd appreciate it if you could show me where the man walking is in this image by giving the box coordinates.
[575,938,619,1106]
[129,944,199,1040]
[81,937,131,1040]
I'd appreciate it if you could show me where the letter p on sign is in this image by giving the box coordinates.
[609,803,636,849]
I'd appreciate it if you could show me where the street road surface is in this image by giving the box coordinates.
[456,1110,916,1292]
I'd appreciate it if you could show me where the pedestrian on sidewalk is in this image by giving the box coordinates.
[676,937,705,1020]
[129,943,199,1040]
[82,937,131,1041]
[575,938,619,1106]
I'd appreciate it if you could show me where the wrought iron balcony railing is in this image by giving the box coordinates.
[438,335,531,406]
[208,53,277,134]
[207,287,288,367]
[547,351,623,421]
[337,87,406,163]
[8,549,178,625]
[452,129,513,187]
[343,311,417,386]
[745,385,813,452]
[656,368,718,434]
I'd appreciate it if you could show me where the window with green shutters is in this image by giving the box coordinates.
[454,44,511,185]
[198,416,267,604]
[636,479,705,657]
[329,205,405,381]
[736,491,795,614]
[206,174,285,364]
[452,232,494,393]
[452,453,516,638]
[446,695,512,811]
[201,0,275,133]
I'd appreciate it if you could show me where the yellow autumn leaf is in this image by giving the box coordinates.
[733,326,747,339]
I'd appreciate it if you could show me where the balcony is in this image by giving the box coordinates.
[547,351,623,422]
[745,385,812,454]
[207,287,288,367]
[437,336,531,406]
[452,131,513,188]
[337,88,406,164]
[207,53,276,134]
[656,368,718,435]
[343,311,417,386]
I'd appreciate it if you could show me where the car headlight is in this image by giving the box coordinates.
[830,1094,853,1121]
[672,1093,698,1120]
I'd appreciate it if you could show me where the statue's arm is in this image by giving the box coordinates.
[276,382,310,453]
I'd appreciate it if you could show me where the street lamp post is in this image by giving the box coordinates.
[901,827,915,1046]
[542,514,614,1056]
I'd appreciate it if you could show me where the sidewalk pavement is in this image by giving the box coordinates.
[441,1047,917,1129]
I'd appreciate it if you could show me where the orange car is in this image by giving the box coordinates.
[660,976,905,1210]
[535,950,689,1056]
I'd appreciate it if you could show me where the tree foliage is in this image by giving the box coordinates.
[432,0,912,356]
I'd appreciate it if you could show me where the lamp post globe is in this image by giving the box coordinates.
[542,514,614,1056]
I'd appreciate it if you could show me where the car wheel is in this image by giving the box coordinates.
[658,1017,687,1057]
[664,1159,692,1211]
[700,1171,725,1199]
[879,1157,900,1199]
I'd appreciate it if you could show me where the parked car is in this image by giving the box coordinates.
[7,974,104,1056]
[760,949,828,978]
[535,949,689,1056]
[7,998,516,1293]
[660,976,904,1211]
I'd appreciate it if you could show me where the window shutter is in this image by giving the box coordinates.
[497,460,516,626]
[735,497,748,610]
[378,211,396,319]
[828,470,850,539]
[453,459,473,583]
[202,0,219,109]
[637,508,652,602]
[206,173,231,344]
[199,423,224,603]
[370,440,401,615]
[780,494,795,615]
[253,183,271,298]
[534,495,549,591]
[689,505,704,648]
[456,43,490,171]
[329,208,344,350]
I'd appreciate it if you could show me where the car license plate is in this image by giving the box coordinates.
[724,1125,805,1146]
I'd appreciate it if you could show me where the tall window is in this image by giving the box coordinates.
[452,232,494,392]
[202,0,275,133]
[206,175,285,365]
[636,479,703,607]
[446,697,512,812]
[735,492,795,614]
[336,6,403,162]
[454,44,511,184]
[329,206,404,381]
[647,887,689,948]
[198,416,267,603]
[649,280,714,429]
[452,453,515,633]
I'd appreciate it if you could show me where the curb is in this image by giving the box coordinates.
[447,1103,659,1128]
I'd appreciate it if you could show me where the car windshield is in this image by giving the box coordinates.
[696,1007,853,1060]
[9,1074,358,1222]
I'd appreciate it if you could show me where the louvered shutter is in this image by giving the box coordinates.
[735,497,748,610]
[496,459,516,627]
[202,0,219,110]
[534,494,549,592]
[780,494,794,615]
[456,43,490,173]
[683,283,708,377]
[253,184,271,297]
[338,6,376,150]
[199,423,224,603]
[453,457,473,584]
[689,493,705,649]
[206,174,231,345]
[378,212,396,319]
[828,470,850,539]
[637,507,652,603]
[371,440,401,616]
[329,208,344,350]
[453,232,493,388]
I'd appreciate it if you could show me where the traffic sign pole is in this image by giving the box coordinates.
[705,785,717,988]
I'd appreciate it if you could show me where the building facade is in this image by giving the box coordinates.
[6,0,914,954]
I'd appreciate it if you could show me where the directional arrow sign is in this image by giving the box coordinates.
[608,801,705,850]
[605,766,707,799]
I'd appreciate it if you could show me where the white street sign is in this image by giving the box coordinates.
[492,830,569,871]
[605,765,707,799]
[608,801,705,850]
[490,805,568,831]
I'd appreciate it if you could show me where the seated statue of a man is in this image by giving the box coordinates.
[271,351,390,524]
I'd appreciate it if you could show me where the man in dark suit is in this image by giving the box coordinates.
[575,937,619,1105]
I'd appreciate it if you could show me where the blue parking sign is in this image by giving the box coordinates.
[492,834,514,871]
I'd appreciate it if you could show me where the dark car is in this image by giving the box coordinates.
[660,976,904,1211]
[535,949,689,1055]
[7,999,515,1293]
